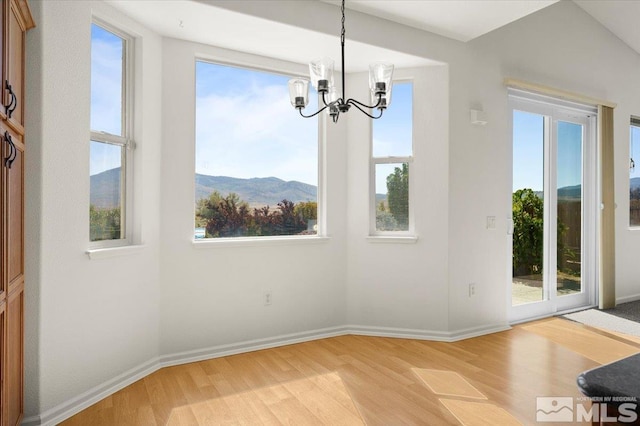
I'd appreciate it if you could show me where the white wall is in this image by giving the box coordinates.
[345,66,452,335]
[23,0,640,423]
[158,38,349,357]
[25,0,162,419]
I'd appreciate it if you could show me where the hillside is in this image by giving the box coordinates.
[632,177,640,190]
[90,167,121,209]
[195,174,317,206]
[90,168,319,208]
[557,184,581,199]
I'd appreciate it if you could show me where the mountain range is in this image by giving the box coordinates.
[93,168,640,209]
[90,168,319,208]
[90,168,122,209]
[195,174,317,206]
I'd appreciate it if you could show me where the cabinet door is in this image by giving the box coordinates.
[5,0,27,135]
[0,300,6,426]
[3,128,21,297]
[6,282,22,426]
[0,0,5,123]
[0,126,5,303]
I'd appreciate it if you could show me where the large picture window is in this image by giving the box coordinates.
[371,81,413,234]
[89,22,133,246]
[630,117,640,227]
[194,61,319,239]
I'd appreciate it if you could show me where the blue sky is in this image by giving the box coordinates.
[372,82,412,158]
[196,62,413,191]
[195,61,319,185]
[90,24,123,176]
[512,110,583,192]
[631,125,640,179]
[373,82,412,192]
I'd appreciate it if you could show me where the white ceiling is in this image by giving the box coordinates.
[573,1,640,57]
[107,0,439,72]
[107,0,640,71]
[328,0,559,42]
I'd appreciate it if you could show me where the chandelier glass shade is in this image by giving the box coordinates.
[288,0,394,123]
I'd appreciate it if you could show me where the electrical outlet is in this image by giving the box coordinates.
[468,283,476,297]
[264,291,272,306]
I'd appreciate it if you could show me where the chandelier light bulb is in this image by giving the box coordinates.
[326,86,339,117]
[288,78,310,109]
[309,57,335,93]
[369,62,394,96]
[371,89,391,110]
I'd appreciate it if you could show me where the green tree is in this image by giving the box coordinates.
[294,201,317,222]
[386,163,409,229]
[196,193,309,237]
[276,199,306,235]
[512,188,575,277]
[90,204,121,241]
[196,192,250,237]
[512,189,544,276]
[376,209,399,231]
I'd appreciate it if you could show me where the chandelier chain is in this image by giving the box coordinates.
[341,0,346,46]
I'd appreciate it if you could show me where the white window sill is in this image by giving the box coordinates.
[192,235,330,248]
[366,235,418,244]
[86,245,146,260]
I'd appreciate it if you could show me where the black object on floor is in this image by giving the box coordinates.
[603,300,640,323]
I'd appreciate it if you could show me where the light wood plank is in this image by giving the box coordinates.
[522,318,639,364]
[413,369,487,399]
[440,399,523,426]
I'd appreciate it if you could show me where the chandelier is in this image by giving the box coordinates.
[288,0,394,123]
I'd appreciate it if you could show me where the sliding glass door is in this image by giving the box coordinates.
[510,94,597,322]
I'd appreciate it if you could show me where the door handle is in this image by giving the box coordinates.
[4,131,16,169]
[5,80,16,119]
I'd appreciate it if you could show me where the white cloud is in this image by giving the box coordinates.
[195,80,319,185]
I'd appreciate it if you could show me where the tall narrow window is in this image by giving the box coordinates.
[371,81,413,234]
[89,22,132,245]
[194,61,319,239]
[630,117,640,227]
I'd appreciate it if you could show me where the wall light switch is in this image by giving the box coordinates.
[486,216,496,230]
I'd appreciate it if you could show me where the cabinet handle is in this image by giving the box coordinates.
[3,131,16,169]
[5,80,17,119]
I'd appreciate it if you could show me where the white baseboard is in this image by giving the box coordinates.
[23,323,509,425]
[158,325,350,367]
[23,358,160,426]
[616,293,640,305]
[446,323,512,341]
[347,323,511,342]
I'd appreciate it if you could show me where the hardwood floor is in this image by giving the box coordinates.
[60,318,640,425]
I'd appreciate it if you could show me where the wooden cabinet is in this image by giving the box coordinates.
[5,0,28,135]
[0,1,32,426]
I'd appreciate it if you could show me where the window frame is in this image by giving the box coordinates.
[630,116,640,229]
[89,18,135,249]
[369,79,415,237]
[193,58,324,242]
